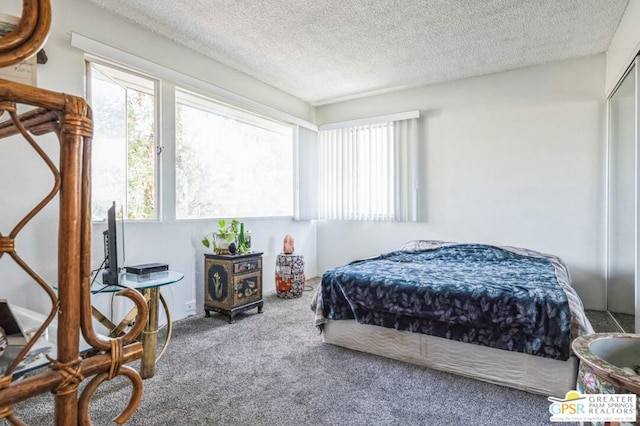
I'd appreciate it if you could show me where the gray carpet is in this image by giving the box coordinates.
[14,278,573,425]
[585,309,635,333]
[610,312,635,333]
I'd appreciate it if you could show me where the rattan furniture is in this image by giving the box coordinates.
[0,1,149,424]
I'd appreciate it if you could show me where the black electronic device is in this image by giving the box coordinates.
[125,263,169,275]
[125,263,169,282]
[102,201,120,285]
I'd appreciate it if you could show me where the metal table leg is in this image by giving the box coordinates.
[91,286,173,379]
[140,287,159,379]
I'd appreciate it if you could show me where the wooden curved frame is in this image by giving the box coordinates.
[0,2,149,422]
[0,79,149,426]
[0,0,51,68]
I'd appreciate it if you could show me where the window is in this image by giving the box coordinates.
[317,116,419,221]
[175,89,294,219]
[319,123,394,220]
[88,62,158,221]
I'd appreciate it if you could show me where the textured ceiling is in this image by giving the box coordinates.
[82,0,629,106]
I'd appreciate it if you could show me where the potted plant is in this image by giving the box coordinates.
[202,219,249,255]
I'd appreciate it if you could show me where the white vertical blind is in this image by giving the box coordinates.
[299,113,419,222]
[319,122,397,220]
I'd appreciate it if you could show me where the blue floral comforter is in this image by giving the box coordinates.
[312,242,593,361]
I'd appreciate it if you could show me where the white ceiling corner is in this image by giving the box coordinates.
[81,0,630,106]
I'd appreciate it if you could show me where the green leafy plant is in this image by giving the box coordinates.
[217,218,240,243]
[202,219,249,254]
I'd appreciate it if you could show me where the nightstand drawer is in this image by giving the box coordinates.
[234,258,261,274]
[233,270,262,306]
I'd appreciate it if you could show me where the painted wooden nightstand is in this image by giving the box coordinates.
[204,252,264,323]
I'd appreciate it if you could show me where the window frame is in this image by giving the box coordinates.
[75,30,319,224]
[174,87,296,220]
[86,58,162,222]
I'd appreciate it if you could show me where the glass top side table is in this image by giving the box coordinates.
[90,270,184,379]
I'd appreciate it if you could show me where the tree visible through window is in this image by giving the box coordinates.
[175,89,293,219]
[88,62,157,221]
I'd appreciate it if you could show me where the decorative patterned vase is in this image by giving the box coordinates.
[275,254,305,298]
[573,333,640,426]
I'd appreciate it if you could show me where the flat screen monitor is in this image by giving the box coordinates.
[102,201,120,285]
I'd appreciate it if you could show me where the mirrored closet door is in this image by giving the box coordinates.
[607,57,638,333]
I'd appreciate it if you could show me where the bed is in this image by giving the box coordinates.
[311,240,594,397]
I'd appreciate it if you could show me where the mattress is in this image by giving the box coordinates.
[313,241,594,361]
[323,319,579,398]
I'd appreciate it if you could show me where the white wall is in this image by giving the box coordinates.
[606,0,640,96]
[1,0,317,324]
[89,219,316,329]
[315,55,606,310]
